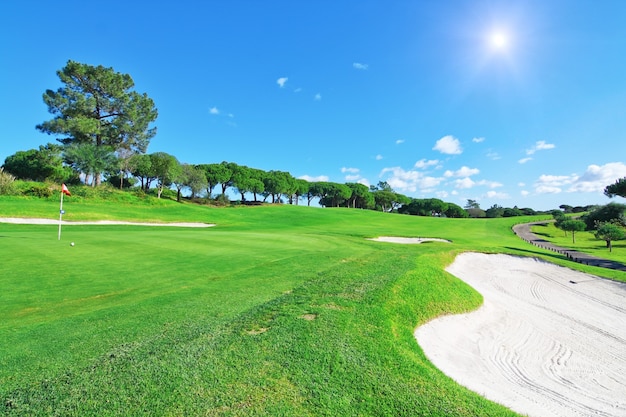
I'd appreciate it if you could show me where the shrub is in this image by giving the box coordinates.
[0,167,16,195]
[25,183,53,198]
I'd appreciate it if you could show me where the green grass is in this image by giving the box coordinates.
[531,222,626,264]
[1,194,623,416]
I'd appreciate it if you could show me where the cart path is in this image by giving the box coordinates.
[512,222,626,271]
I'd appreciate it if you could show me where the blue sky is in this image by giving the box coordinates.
[1,0,626,210]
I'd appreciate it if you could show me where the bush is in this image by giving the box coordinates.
[0,167,16,195]
[213,194,230,206]
[105,175,137,189]
[25,183,53,198]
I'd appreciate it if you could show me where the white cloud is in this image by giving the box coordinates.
[345,174,361,181]
[476,180,503,189]
[314,93,321,101]
[444,166,480,178]
[536,185,563,194]
[454,178,475,189]
[209,107,220,115]
[518,182,526,187]
[567,162,626,193]
[358,178,370,187]
[299,174,329,182]
[353,62,369,70]
[414,159,439,169]
[277,77,288,88]
[534,173,577,194]
[228,113,235,118]
[518,157,533,164]
[294,87,302,93]
[433,135,462,155]
[473,137,485,143]
[375,154,383,160]
[451,190,459,195]
[396,139,405,145]
[526,140,555,155]
[379,167,443,192]
[436,191,449,198]
[341,167,359,174]
[520,190,530,196]
[485,191,509,199]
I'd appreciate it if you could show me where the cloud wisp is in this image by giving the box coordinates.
[277,77,288,88]
[414,159,439,169]
[526,140,555,155]
[353,62,369,70]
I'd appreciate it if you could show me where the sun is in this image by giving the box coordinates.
[488,30,509,50]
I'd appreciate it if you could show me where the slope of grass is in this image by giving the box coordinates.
[531,222,626,264]
[1,193,622,415]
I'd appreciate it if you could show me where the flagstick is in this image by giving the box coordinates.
[58,190,64,240]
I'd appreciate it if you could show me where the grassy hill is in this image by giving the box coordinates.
[1,192,622,416]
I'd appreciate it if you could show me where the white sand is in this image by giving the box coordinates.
[0,217,214,227]
[415,252,626,417]
[368,236,451,244]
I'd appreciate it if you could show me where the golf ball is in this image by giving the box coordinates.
[70,242,75,246]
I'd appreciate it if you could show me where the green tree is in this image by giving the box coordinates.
[594,222,626,252]
[150,152,180,198]
[604,177,626,198]
[485,204,505,218]
[293,179,309,206]
[171,164,207,201]
[305,182,322,206]
[464,199,480,209]
[466,208,486,218]
[37,60,158,185]
[318,182,351,207]
[445,203,468,218]
[232,165,253,201]
[185,165,208,199]
[63,142,117,186]
[372,190,396,212]
[197,163,232,198]
[2,143,73,182]
[218,162,237,196]
[263,171,295,203]
[503,207,523,217]
[346,183,370,208]
[130,153,155,191]
[115,148,138,189]
[552,211,568,236]
[582,203,626,230]
[560,219,586,244]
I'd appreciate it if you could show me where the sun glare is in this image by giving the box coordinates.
[489,31,509,50]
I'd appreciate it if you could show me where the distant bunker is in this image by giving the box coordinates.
[368,237,451,244]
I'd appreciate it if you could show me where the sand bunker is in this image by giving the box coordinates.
[415,252,626,417]
[368,236,451,244]
[0,217,214,228]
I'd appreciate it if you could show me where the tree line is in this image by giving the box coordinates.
[2,59,626,223]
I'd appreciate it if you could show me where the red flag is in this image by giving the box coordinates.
[61,184,71,196]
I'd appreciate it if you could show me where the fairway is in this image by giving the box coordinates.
[1,201,623,416]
